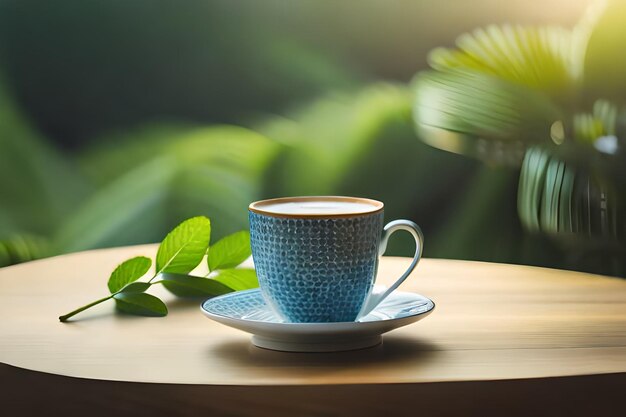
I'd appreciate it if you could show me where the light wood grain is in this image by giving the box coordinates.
[0,244,625,387]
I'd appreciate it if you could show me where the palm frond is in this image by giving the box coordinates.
[518,146,623,244]
[518,147,551,230]
[429,25,582,104]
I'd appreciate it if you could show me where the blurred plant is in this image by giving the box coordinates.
[58,124,279,252]
[412,0,626,274]
[0,72,90,266]
[0,74,280,266]
[0,234,52,267]
[59,216,257,322]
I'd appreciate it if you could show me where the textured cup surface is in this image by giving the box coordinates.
[249,210,384,323]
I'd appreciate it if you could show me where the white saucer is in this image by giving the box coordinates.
[200,286,435,352]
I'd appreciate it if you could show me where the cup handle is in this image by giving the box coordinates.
[357,220,424,319]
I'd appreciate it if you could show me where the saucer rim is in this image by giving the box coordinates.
[200,288,436,327]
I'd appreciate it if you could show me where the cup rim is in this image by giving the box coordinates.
[248,196,384,219]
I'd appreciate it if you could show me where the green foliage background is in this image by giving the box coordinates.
[0,0,623,276]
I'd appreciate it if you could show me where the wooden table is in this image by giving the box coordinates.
[1,245,624,416]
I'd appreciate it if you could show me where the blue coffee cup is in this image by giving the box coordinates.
[249,196,423,323]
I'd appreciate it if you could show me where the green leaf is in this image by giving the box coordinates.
[213,268,259,291]
[160,273,234,297]
[208,230,251,271]
[156,216,211,274]
[119,282,152,293]
[107,256,152,293]
[113,292,168,317]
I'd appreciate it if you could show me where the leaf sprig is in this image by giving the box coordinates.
[59,216,256,322]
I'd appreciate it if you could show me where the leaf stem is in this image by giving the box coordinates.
[58,295,113,322]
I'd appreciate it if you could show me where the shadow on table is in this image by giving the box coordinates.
[211,335,440,368]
